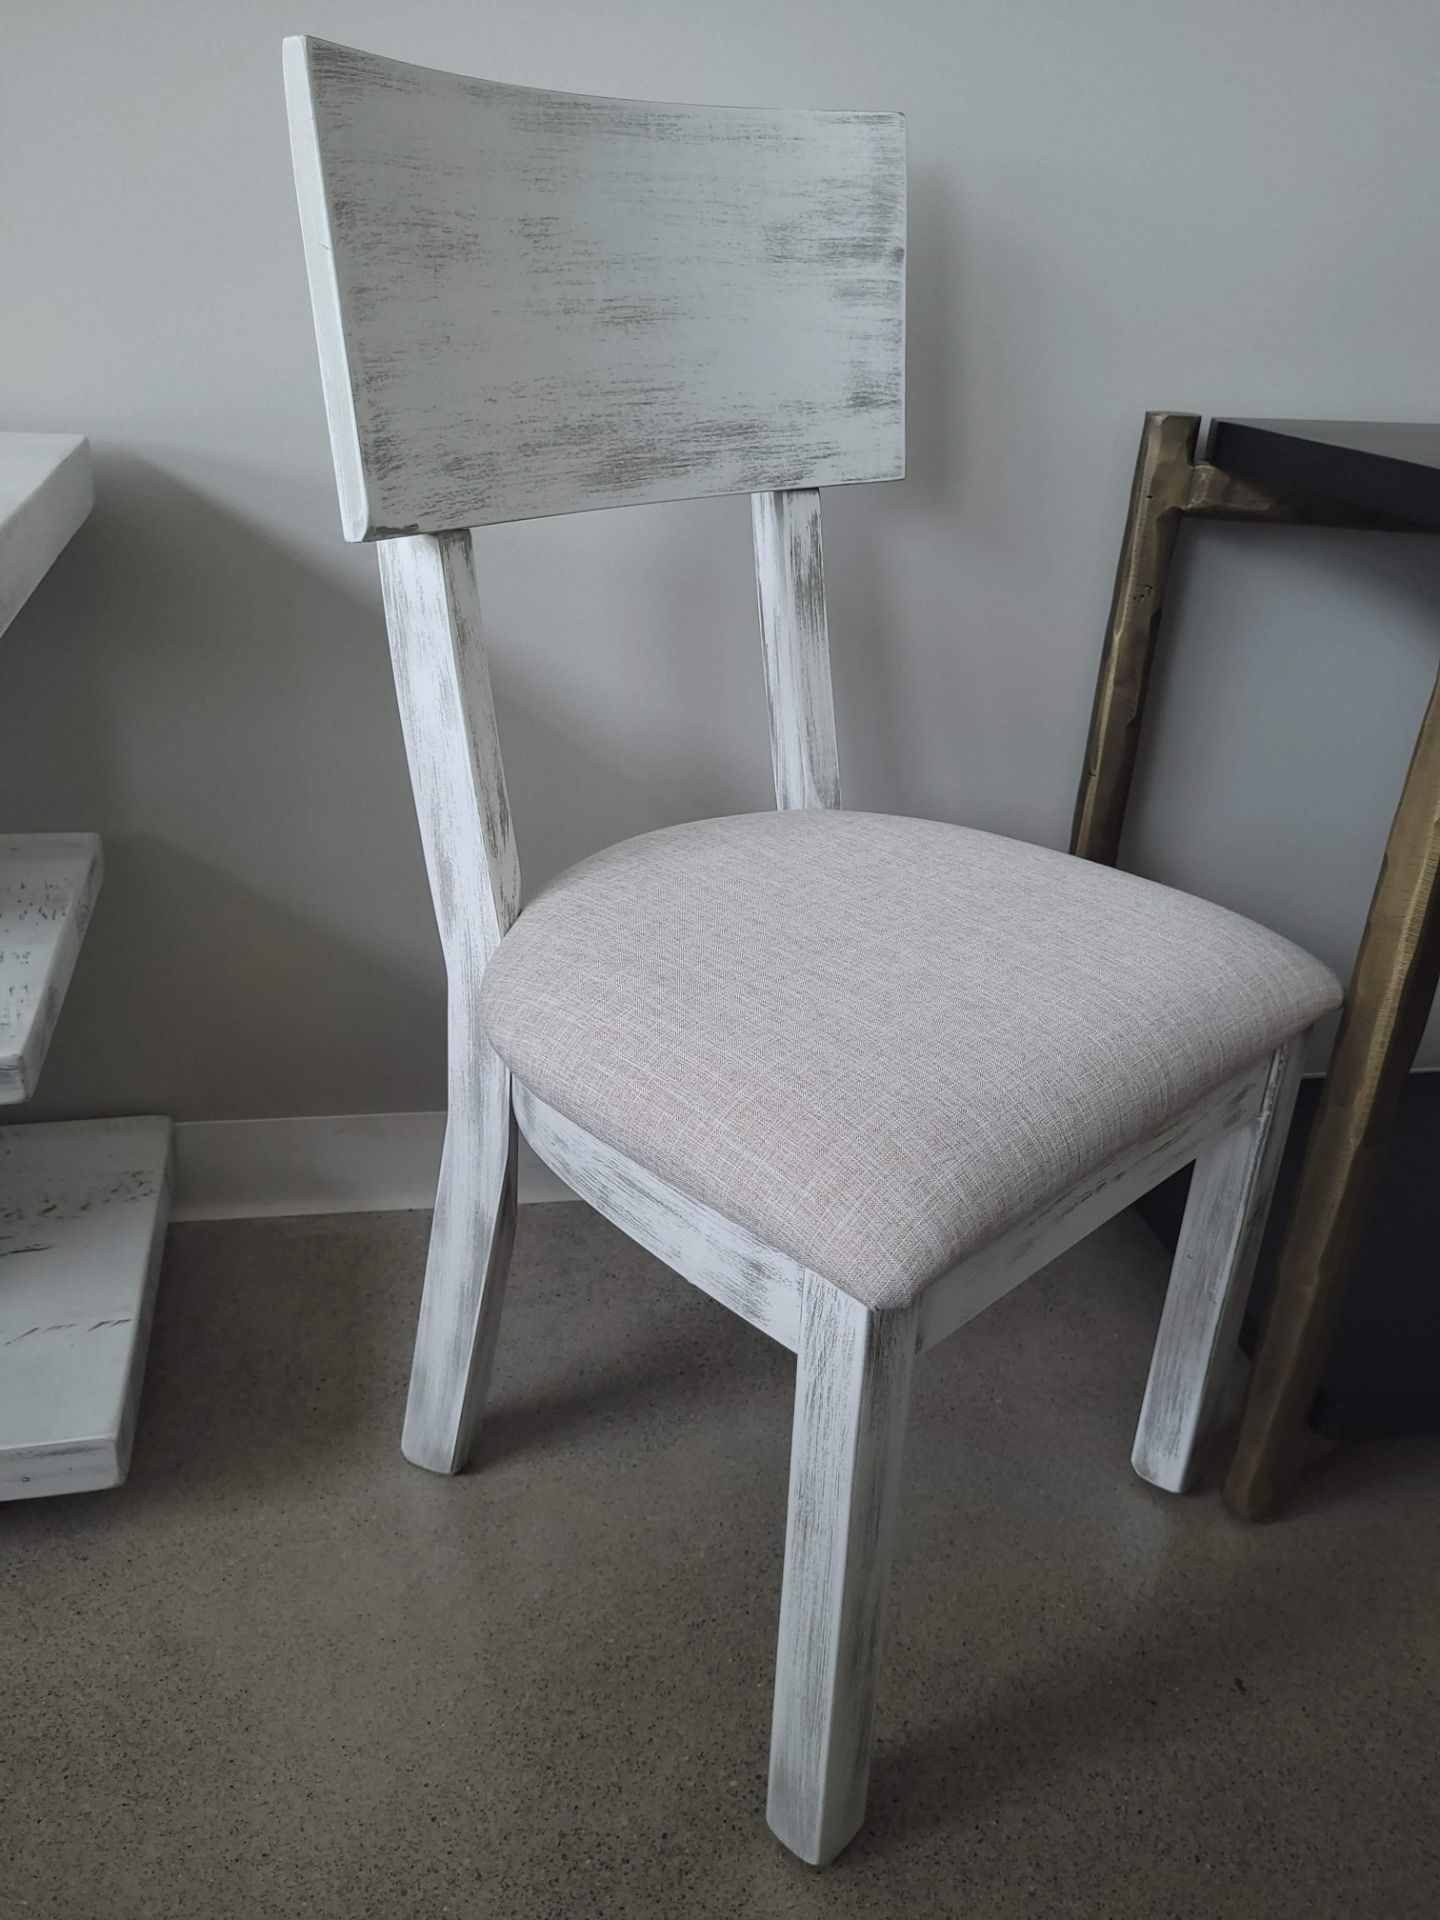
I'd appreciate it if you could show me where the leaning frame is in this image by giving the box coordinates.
[1071,412,1440,1522]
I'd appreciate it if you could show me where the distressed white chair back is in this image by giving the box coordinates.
[284,36,906,541]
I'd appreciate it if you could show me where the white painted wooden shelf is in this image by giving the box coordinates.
[0,431,93,639]
[0,833,103,1103]
[0,1117,171,1500]
[0,430,173,1501]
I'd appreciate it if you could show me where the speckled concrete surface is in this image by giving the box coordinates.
[3,1201,1437,1919]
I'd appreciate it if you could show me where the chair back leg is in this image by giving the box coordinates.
[402,1016,518,1474]
[1132,1037,1306,1493]
[768,1274,917,1865]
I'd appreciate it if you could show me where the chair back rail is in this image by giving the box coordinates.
[286,36,903,901]
[751,489,841,809]
[284,36,905,540]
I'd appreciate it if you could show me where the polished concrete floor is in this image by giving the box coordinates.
[4,1201,1438,1918]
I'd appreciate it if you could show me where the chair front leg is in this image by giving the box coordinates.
[1132,1037,1305,1493]
[402,1004,518,1474]
[768,1274,917,1866]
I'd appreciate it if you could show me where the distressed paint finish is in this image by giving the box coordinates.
[769,1275,917,1865]
[0,1117,172,1501]
[284,36,905,539]
[284,45,1333,1863]
[915,1054,1272,1354]
[513,1082,804,1349]
[752,489,841,809]
[1134,1040,1305,1494]
[377,532,520,948]
[378,531,521,1473]
[0,834,102,1104]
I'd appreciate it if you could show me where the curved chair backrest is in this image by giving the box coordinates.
[283,36,906,540]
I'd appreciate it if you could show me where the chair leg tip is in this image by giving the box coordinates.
[766,1826,836,1868]
[766,1799,863,1868]
[1131,1445,1190,1494]
[402,1450,462,1475]
[401,1418,469,1476]
[1221,1468,1274,1521]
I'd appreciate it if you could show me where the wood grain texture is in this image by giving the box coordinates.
[378,531,521,1472]
[284,35,905,539]
[1133,1040,1305,1494]
[1072,408,1439,1519]
[377,531,520,953]
[915,1055,1272,1355]
[752,490,841,809]
[0,1116,171,1501]
[283,54,1340,1851]
[405,1018,518,1474]
[513,1082,804,1349]
[768,1276,917,1865]
[1070,412,1199,867]
[1227,659,1440,1517]
[0,834,102,1104]
[1070,413,1416,873]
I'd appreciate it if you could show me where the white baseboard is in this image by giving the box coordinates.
[171,1111,575,1223]
[160,1065,1418,1224]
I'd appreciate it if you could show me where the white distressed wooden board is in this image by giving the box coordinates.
[0,432,94,638]
[0,1116,172,1501]
[285,36,905,538]
[0,834,103,1104]
[378,530,523,1472]
[514,1081,805,1349]
[752,489,841,810]
[914,1054,1272,1354]
[1132,1040,1304,1493]
[769,1277,916,1863]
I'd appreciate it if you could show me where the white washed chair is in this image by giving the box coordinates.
[284,37,1341,1865]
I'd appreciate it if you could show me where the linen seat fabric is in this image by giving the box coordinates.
[479,810,1342,1311]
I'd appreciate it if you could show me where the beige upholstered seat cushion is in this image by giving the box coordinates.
[480,811,1341,1311]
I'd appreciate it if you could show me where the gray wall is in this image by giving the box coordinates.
[6,0,1440,1123]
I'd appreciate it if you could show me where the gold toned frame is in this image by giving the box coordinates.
[1073,412,1440,1519]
